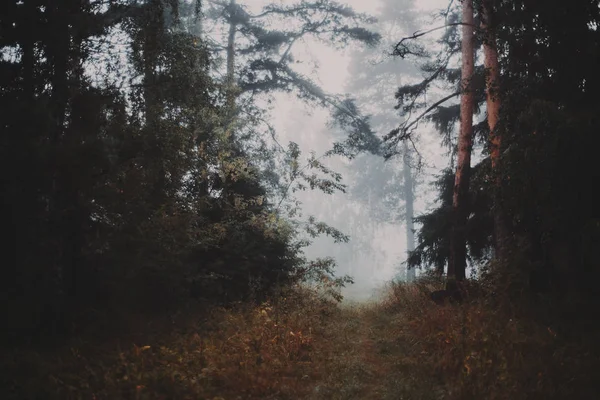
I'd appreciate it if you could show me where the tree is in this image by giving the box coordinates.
[339,0,424,281]
[386,0,491,280]
[403,141,416,281]
[447,0,475,284]
[398,0,600,315]
[480,0,507,262]
[202,0,382,182]
[0,0,356,343]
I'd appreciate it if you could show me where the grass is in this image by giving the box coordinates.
[2,281,599,399]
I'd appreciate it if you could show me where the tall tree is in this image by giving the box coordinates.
[0,0,351,342]
[448,0,475,283]
[403,141,416,281]
[481,0,506,259]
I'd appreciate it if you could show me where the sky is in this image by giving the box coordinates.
[241,0,453,299]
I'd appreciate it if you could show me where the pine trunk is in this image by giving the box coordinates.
[448,0,475,283]
[482,0,508,259]
[403,141,416,282]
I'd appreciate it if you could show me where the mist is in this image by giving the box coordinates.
[255,0,452,300]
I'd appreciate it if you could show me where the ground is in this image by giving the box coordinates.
[305,302,442,400]
[4,284,596,399]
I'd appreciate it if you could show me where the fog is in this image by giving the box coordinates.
[249,0,453,300]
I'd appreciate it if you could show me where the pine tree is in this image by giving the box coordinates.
[447,0,475,283]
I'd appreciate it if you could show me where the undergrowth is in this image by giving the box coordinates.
[1,286,339,400]
[3,279,599,399]
[376,277,600,399]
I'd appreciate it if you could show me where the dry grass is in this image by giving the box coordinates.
[1,287,339,400]
[3,281,599,399]
[375,280,600,400]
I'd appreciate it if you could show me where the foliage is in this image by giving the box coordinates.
[408,163,493,274]
[0,0,356,346]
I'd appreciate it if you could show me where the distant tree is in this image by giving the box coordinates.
[204,0,381,154]
[341,0,421,281]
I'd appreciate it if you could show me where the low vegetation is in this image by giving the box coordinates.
[376,278,600,399]
[1,286,337,400]
[4,278,598,400]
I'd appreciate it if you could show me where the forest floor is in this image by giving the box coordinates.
[2,283,599,399]
[303,302,443,400]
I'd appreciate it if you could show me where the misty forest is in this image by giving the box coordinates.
[2,0,600,398]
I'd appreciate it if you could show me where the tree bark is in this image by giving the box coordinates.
[143,0,168,205]
[448,0,475,283]
[403,141,416,282]
[482,0,500,170]
[482,0,507,259]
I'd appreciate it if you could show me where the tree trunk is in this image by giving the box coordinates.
[482,0,507,259]
[403,141,416,282]
[143,0,162,129]
[143,0,167,204]
[226,0,237,120]
[47,0,79,335]
[448,0,475,283]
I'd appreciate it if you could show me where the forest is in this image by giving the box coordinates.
[1,0,599,398]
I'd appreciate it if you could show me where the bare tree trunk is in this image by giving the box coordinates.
[448,0,475,283]
[143,0,162,129]
[482,0,507,259]
[143,0,167,205]
[482,0,500,170]
[226,0,237,119]
[403,141,416,282]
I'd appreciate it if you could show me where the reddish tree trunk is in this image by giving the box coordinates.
[482,0,507,258]
[482,0,501,169]
[448,0,475,283]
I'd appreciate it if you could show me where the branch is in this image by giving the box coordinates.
[393,23,479,58]
[276,152,330,211]
[386,91,460,145]
[248,4,320,19]
[239,108,286,153]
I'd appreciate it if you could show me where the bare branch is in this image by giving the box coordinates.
[393,23,479,58]
[386,91,460,145]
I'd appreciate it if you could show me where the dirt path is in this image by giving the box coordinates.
[304,304,408,400]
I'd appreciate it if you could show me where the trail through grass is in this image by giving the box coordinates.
[304,303,442,400]
[4,283,599,399]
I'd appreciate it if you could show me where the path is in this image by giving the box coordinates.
[304,304,413,400]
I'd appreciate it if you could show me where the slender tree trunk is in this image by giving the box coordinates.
[448,0,475,283]
[482,0,507,259]
[403,141,416,282]
[143,0,167,204]
[144,0,161,129]
[226,0,237,120]
[482,1,500,170]
[47,0,78,335]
